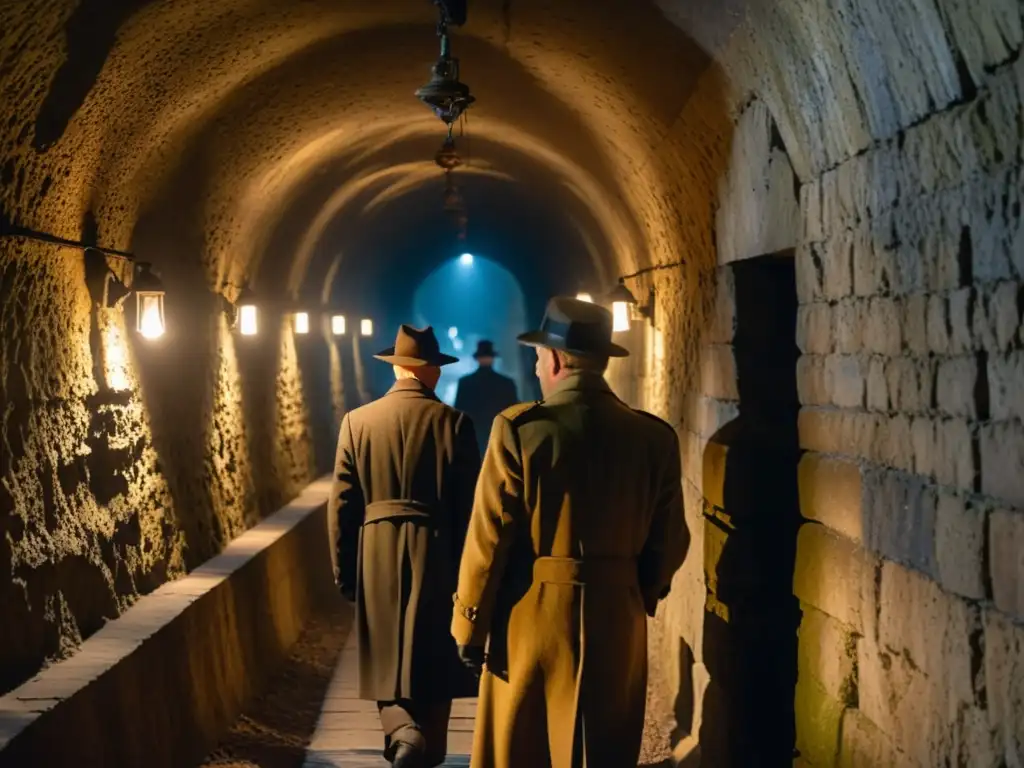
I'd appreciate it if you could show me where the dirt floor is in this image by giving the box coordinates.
[199,600,352,768]
[199,603,676,768]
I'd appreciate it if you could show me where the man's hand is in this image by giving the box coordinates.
[457,644,485,678]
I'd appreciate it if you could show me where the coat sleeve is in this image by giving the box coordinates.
[637,428,690,617]
[451,412,482,563]
[330,413,364,595]
[451,414,524,647]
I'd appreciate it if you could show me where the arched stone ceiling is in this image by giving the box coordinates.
[0,0,721,309]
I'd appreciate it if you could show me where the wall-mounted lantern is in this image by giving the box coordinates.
[236,287,259,336]
[293,311,310,335]
[360,318,373,337]
[606,279,637,333]
[331,315,347,336]
[133,262,166,339]
[604,278,655,332]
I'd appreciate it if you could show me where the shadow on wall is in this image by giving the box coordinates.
[0,187,333,697]
[690,252,803,766]
[295,316,344,473]
[130,191,259,570]
[0,235,181,694]
[33,0,160,150]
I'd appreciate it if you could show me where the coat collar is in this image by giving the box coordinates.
[544,371,615,402]
[386,377,440,401]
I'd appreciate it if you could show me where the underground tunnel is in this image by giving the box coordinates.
[0,0,1023,766]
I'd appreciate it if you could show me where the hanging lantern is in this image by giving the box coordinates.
[415,26,475,126]
[332,315,347,336]
[606,279,637,333]
[360,319,373,337]
[237,287,258,336]
[133,262,166,339]
[294,312,310,335]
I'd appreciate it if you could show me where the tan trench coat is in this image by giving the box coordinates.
[451,372,690,768]
[330,378,481,702]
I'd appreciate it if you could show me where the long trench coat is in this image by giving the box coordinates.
[330,377,481,702]
[454,366,519,451]
[451,372,690,768]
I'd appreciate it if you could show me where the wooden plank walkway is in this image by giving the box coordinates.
[303,630,476,767]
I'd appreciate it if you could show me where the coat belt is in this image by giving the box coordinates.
[364,499,435,525]
[532,556,637,586]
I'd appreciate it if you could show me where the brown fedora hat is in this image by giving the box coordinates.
[374,324,459,367]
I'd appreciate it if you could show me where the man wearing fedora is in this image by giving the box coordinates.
[454,340,519,451]
[330,324,481,768]
[450,297,690,768]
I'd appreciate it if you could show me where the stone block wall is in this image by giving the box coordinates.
[637,15,1024,762]
[788,45,1024,765]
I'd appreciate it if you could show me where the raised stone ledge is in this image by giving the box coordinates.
[0,478,334,768]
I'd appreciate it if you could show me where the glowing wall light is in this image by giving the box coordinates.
[576,292,593,303]
[294,311,310,335]
[612,302,630,333]
[237,287,258,336]
[360,318,373,337]
[133,262,165,339]
[448,326,458,339]
[606,279,638,333]
[459,253,474,267]
[332,315,347,336]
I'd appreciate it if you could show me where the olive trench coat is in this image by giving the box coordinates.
[330,377,481,702]
[451,372,690,768]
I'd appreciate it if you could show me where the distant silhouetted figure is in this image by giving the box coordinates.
[330,324,481,768]
[454,340,519,450]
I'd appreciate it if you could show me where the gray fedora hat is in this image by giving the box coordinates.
[517,296,629,358]
[374,324,459,367]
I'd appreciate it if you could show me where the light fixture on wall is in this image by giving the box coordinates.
[132,262,166,339]
[89,248,166,341]
[576,292,594,303]
[360,318,373,337]
[4,231,170,341]
[604,278,655,332]
[236,287,259,336]
[331,314,347,336]
[293,311,310,335]
[606,279,637,332]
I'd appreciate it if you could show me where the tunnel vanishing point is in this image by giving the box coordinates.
[1,0,1023,766]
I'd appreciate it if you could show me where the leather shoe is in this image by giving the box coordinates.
[392,742,424,768]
